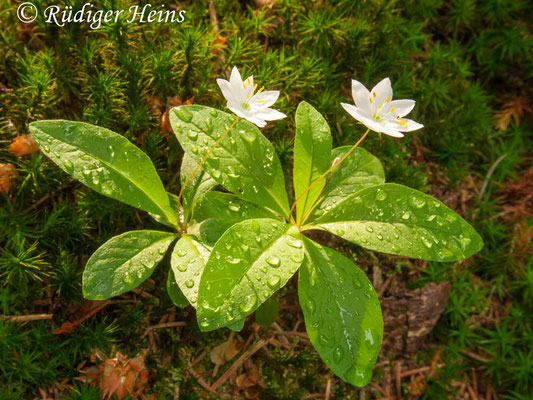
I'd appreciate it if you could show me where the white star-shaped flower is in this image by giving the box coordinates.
[216,66,286,128]
[341,78,423,138]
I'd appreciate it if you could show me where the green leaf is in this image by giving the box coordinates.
[227,319,246,332]
[30,120,177,225]
[180,153,217,223]
[314,183,483,261]
[192,191,278,227]
[299,238,382,387]
[196,219,304,331]
[167,269,189,308]
[83,230,175,300]
[169,106,290,218]
[189,192,279,245]
[170,235,211,307]
[306,147,385,223]
[255,296,279,326]
[293,102,332,223]
[150,192,179,227]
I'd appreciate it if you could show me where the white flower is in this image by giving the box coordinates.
[341,78,423,138]
[216,66,286,127]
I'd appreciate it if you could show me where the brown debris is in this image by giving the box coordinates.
[78,348,149,400]
[494,94,533,131]
[0,163,17,194]
[147,94,194,138]
[211,332,242,365]
[381,281,451,356]
[54,300,109,335]
[8,134,39,156]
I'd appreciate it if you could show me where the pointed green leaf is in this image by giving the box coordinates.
[169,106,289,218]
[180,153,217,222]
[150,192,179,227]
[294,102,332,223]
[299,238,383,387]
[188,192,278,245]
[314,183,483,261]
[255,296,279,327]
[192,191,278,226]
[29,120,177,225]
[306,147,385,223]
[227,319,246,332]
[167,269,189,308]
[170,235,211,307]
[83,230,175,300]
[196,219,304,331]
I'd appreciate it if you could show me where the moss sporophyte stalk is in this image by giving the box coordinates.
[29,68,483,388]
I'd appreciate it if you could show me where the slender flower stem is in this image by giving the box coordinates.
[176,117,240,230]
[289,128,370,226]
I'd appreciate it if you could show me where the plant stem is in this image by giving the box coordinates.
[176,117,240,230]
[290,128,370,226]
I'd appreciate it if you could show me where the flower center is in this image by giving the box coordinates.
[242,102,250,110]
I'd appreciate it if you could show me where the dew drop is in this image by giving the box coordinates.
[107,145,115,157]
[375,189,387,201]
[185,279,194,288]
[266,256,280,267]
[333,346,344,363]
[287,238,303,248]
[187,130,198,141]
[267,275,280,288]
[239,294,257,313]
[228,202,240,212]
[401,211,411,220]
[409,196,426,209]
[226,256,241,264]
[175,107,193,122]
[365,226,374,233]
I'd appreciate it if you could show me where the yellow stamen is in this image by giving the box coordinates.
[390,107,395,113]
[369,97,373,103]
[378,105,381,110]
[373,92,376,98]
[398,119,408,126]
[257,86,264,94]
[253,84,258,92]
[247,77,251,86]
[386,96,391,103]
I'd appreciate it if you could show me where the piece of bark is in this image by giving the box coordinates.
[380,281,451,356]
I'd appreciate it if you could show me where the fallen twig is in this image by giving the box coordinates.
[141,321,187,338]
[211,338,271,391]
[1,313,53,322]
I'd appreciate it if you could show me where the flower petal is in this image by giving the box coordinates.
[382,99,415,118]
[229,66,246,101]
[341,103,389,134]
[216,78,234,102]
[255,108,286,121]
[351,79,372,114]
[244,75,254,99]
[397,118,424,132]
[245,115,267,127]
[227,102,247,119]
[251,91,279,109]
[371,77,393,113]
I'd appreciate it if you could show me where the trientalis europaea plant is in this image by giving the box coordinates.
[29,66,482,386]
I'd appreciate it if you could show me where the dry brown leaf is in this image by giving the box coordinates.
[494,94,533,131]
[8,134,39,157]
[210,336,242,365]
[230,359,266,399]
[79,349,149,400]
[0,163,17,194]
[210,35,227,55]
